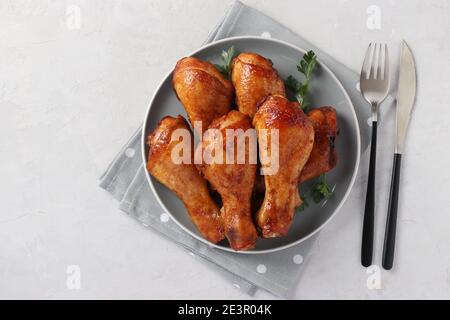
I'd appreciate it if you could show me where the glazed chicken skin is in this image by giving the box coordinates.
[146,115,224,243]
[299,107,339,183]
[172,57,234,134]
[197,111,258,250]
[253,95,314,237]
[231,53,285,119]
[253,106,339,196]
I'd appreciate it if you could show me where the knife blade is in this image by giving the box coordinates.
[395,41,417,154]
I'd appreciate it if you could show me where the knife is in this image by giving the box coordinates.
[382,41,417,270]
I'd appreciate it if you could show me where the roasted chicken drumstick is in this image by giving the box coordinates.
[253,95,314,237]
[253,106,339,195]
[300,106,339,183]
[173,57,234,134]
[197,110,258,250]
[231,53,285,119]
[146,115,224,243]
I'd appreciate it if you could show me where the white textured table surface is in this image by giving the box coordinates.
[1,0,450,299]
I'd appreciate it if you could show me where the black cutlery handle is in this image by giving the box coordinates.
[382,153,402,270]
[361,121,378,267]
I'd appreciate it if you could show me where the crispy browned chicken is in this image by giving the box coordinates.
[172,57,234,134]
[253,95,314,237]
[231,53,285,119]
[197,110,258,250]
[253,106,339,195]
[146,115,224,243]
[299,106,339,183]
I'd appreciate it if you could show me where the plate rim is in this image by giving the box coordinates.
[141,35,361,254]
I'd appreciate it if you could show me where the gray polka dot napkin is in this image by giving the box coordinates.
[99,0,377,298]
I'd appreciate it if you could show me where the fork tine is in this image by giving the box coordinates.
[370,43,379,79]
[383,44,389,80]
[376,43,384,80]
[361,43,373,79]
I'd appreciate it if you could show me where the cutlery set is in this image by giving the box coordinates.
[360,41,417,269]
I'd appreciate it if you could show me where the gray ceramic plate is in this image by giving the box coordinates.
[142,36,360,254]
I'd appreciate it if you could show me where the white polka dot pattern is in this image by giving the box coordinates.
[160,213,170,223]
[125,148,135,158]
[256,264,267,274]
[293,254,303,265]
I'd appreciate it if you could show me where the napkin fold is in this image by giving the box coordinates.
[100,0,378,298]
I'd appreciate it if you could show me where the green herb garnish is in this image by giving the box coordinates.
[311,174,333,203]
[215,46,236,78]
[297,196,309,212]
[285,50,317,111]
[297,174,333,212]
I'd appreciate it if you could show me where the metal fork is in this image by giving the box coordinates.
[360,43,390,267]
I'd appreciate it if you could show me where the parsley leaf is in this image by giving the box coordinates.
[311,174,333,203]
[297,174,333,212]
[215,46,236,78]
[296,196,309,212]
[285,75,301,92]
[285,50,317,112]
